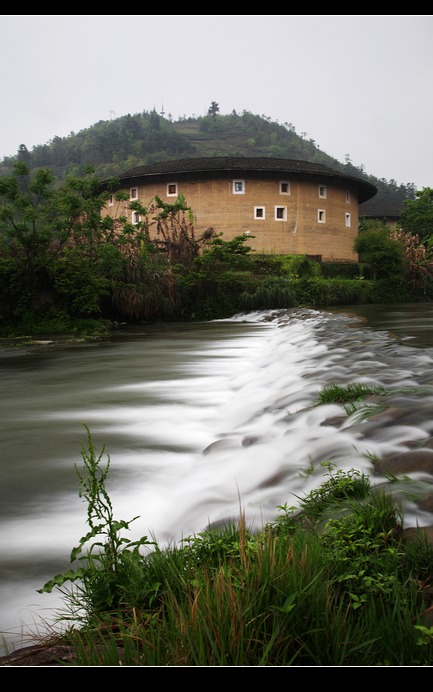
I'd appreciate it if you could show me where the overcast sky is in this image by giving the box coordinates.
[1,15,432,190]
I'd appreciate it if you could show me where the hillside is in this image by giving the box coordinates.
[0,108,417,215]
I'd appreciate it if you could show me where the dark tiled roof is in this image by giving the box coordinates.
[359,197,406,218]
[113,156,377,204]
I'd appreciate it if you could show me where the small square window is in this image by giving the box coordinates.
[254,206,265,219]
[233,180,245,194]
[275,206,287,221]
[319,185,327,199]
[280,181,290,195]
[132,211,141,224]
[345,212,351,228]
[167,183,178,196]
[318,209,326,223]
[130,187,138,200]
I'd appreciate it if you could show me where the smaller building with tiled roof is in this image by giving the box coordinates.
[105,157,377,262]
[359,196,406,226]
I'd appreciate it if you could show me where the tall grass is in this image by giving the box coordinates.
[15,426,433,666]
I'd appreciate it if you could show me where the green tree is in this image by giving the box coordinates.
[194,234,254,276]
[179,234,257,318]
[0,164,147,321]
[0,162,72,315]
[0,163,220,327]
[358,217,392,235]
[207,101,220,117]
[17,144,31,165]
[400,187,433,246]
[353,227,406,281]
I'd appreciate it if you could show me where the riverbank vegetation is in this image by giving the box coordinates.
[7,406,432,667]
[0,164,432,342]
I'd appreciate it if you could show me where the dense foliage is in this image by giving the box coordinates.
[0,160,432,339]
[400,187,433,246]
[356,218,433,299]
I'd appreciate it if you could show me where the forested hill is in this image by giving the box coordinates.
[0,108,417,215]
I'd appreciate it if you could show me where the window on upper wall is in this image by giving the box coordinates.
[130,187,138,200]
[108,194,114,206]
[233,180,245,194]
[132,211,141,224]
[346,191,351,203]
[279,181,290,195]
[275,206,287,221]
[319,185,327,199]
[345,212,351,228]
[167,183,178,196]
[318,209,326,223]
[254,206,266,220]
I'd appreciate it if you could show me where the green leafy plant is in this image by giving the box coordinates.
[29,443,433,667]
[295,465,372,523]
[315,382,386,416]
[269,465,406,609]
[38,425,155,622]
[316,382,386,405]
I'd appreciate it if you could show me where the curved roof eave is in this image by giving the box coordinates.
[108,156,377,204]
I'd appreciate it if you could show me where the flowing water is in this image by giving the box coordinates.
[1,303,433,655]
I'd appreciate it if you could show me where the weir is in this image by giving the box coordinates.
[1,305,433,654]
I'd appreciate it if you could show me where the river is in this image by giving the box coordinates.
[1,302,433,655]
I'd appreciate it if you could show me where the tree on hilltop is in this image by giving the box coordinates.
[207,101,220,118]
